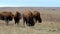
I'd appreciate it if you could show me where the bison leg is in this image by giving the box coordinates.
[23,17,26,26]
[14,17,20,25]
[29,18,35,26]
[23,17,30,26]
[15,19,17,24]
[27,18,31,26]
[23,17,29,26]
[4,17,9,26]
[15,20,19,24]
[5,19,9,26]
[26,17,35,26]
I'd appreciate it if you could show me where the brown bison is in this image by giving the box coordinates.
[32,11,42,23]
[14,11,21,24]
[23,11,35,26]
[0,11,14,25]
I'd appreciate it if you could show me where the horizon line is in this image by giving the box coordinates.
[0,5,60,7]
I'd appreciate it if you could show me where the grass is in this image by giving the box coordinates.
[0,21,60,34]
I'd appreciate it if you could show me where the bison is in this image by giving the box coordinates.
[23,11,35,26]
[14,11,21,24]
[32,11,42,23]
[0,11,14,25]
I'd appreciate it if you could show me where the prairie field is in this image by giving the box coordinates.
[0,7,60,34]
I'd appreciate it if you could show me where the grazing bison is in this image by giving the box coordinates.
[23,11,35,26]
[14,11,21,24]
[0,11,14,25]
[32,11,42,23]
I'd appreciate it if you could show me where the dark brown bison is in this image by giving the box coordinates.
[32,11,42,23]
[0,11,14,25]
[23,11,35,26]
[14,11,21,24]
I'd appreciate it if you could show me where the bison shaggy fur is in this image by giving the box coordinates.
[14,11,21,24]
[23,11,35,26]
[32,11,42,23]
[0,11,14,25]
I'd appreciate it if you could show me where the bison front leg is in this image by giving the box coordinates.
[5,19,9,26]
[4,17,9,26]
[29,18,35,26]
[23,17,26,27]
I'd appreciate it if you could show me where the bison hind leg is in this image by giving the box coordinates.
[5,19,9,26]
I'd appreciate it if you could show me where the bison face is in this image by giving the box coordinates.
[14,11,22,24]
[32,11,42,23]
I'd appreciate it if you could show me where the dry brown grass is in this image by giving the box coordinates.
[0,21,60,34]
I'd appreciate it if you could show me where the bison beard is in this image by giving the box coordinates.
[32,11,42,23]
[34,16,42,23]
[23,15,35,26]
[14,13,21,24]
